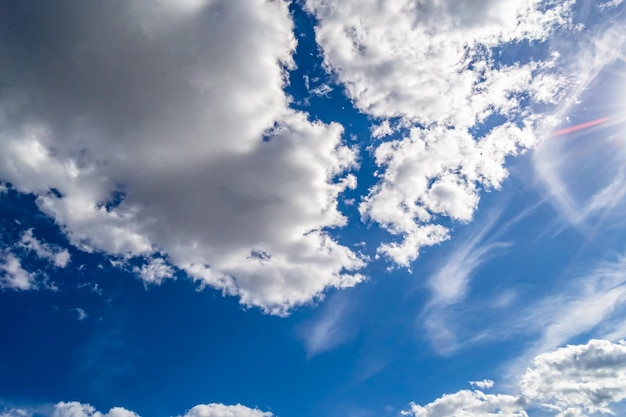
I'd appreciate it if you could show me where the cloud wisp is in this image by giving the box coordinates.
[419,208,512,354]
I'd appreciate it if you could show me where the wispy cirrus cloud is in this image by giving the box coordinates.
[419,208,512,354]
[298,294,354,357]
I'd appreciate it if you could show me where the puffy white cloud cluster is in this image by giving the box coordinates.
[4,402,270,417]
[404,340,626,417]
[520,339,626,416]
[362,124,532,265]
[0,0,364,314]
[52,402,139,417]
[180,404,272,417]
[304,0,582,264]
[4,341,626,417]
[403,390,527,417]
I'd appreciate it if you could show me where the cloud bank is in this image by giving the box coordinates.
[5,340,626,417]
[44,402,269,417]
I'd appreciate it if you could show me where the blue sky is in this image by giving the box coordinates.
[1,1,626,417]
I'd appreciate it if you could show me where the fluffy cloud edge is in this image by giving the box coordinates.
[403,339,626,417]
[1,402,273,417]
[0,0,365,315]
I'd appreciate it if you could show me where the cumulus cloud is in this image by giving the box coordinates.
[6,341,626,417]
[306,0,573,124]
[180,404,272,417]
[402,390,527,417]
[0,0,364,314]
[404,340,626,417]
[520,340,626,416]
[2,402,271,417]
[52,402,139,417]
[305,0,623,265]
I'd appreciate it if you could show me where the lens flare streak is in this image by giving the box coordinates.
[551,117,611,137]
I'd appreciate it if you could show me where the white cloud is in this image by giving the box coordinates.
[470,380,495,390]
[309,84,333,98]
[599,0,625,10]
[305,0,573,125]
[298,295,353,357]
[509,254,626,369]
[2,403,271,417]
[0,409,30,417]
[531,29,626,234]
[19,229,70,268]
[6,341,626,417]
[402,390,527,417]
[404,340,626,417]
[133,258,175,285]
[53,402,139,417]
[0,252,36,290]
[73,308,88,321]
[419,209,512,354]
[0,0,364,314]
[426,211,509,306]
[520,340,626,416]
[305,0,623,266]
[180,404,272,417]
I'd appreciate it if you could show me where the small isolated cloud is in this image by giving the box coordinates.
[470,380,495,390]
[133,258,175,285]
[404,340,626,417]
[0,252,36,291]
[309,83,333,97]
[73,308,88,321]
[19,229,70,268]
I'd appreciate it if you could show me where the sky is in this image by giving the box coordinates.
[1,0,626,416]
